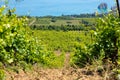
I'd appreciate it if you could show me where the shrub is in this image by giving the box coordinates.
[71,14,120,67]
[0,69,5,80]
[0,6,65,68]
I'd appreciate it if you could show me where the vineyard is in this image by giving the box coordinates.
[29,16,96,31]
[32,30,92,52]
[0,2,120,80]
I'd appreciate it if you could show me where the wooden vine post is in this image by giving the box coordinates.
[116,0,120,17]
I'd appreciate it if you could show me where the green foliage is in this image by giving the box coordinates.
[0,6,41,65]
[40,52,65,68]
[71,14,120,67]
[51,18,57,22]
[33,30,91,52]
[31,25,85,31]
[29,17,95,31]
[70,44,91,67]
[0,6,65,68]
[94,14,120,63]
[0,69,5,80]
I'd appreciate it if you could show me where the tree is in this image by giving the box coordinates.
[98,3,108,13]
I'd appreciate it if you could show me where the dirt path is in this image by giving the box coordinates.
[5,67,102,80]
[29,18,36,26]
[64,52,70,67]
[5,52,103,80]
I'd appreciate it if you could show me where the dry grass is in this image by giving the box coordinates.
[5,66,104,80]
[4,53,104,80]
[4,52,118,80]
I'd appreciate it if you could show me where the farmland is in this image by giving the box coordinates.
[0,0,120,79]
[28,16,96,53]
[33,30,92,52]
[29,16,96,31]
[0,7,120,80]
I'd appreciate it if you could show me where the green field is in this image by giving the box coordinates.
[29,17,96,52]
[29,17,96,26]
[33,30,93,52]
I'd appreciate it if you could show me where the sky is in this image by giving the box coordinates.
[5,0,116,16]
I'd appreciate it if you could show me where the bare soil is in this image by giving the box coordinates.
[5,53,103,80]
